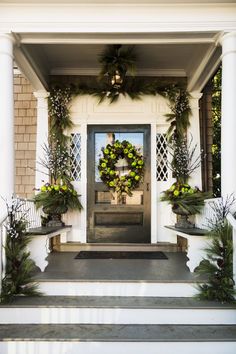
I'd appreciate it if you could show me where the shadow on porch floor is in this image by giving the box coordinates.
[33,252,206,283]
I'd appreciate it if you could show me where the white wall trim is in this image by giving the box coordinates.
[34,90,50,190]
[151,123,157,243]
[50,68,187,77]
[0,4,236,33]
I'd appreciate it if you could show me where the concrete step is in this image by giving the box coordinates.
[37,279,200,297]
[1,296,235,324]
[0,324,235,354]
[55,242,179,252]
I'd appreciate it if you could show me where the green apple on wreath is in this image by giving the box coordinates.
[98,140,144,197]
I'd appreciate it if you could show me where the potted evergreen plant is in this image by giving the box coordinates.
[161,136,208,228]
[34,141,82,227]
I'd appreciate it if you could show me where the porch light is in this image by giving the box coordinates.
[111,70,123,87]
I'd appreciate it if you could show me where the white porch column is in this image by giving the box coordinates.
[33,91,49,189]
[188,91,203,189]
[221,32,236,198]
[0,34,14,219]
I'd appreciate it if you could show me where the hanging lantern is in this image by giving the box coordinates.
[111,70,124,87]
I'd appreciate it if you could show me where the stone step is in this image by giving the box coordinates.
[55,242,179,252]
[0,324,235,354]
[1,296,235,324]
[0,323,235,341]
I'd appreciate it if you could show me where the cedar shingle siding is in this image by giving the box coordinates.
[14,74,37,198]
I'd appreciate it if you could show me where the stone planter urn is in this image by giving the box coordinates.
[172,204,194,229]
[42,205,68,227]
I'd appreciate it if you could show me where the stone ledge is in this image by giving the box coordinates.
[165,226,208,236]
[27,225,72,236]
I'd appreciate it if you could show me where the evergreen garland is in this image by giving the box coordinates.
[1,198,41,302]
[48,46,191,139]
[48,87,73,145]
[212,66,221,197]
[49,81,191,135]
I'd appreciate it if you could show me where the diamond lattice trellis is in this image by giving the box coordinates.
[70,133,81,181]
[156,133,168,181]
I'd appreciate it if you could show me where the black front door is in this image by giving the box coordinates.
[87,124,151,243]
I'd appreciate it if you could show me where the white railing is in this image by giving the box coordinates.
[0,198,42,297]
[227,213,236,292]
[0,215,7,296]
[195,197,221,230]
[18,198,42,230]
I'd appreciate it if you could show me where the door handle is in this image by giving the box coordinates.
[146,183,150,191]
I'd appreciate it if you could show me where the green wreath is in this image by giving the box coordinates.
[98,140,144,196]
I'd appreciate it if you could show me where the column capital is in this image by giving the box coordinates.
[33,90,50,100]
[189,91,203,100]
[220,31,236,43]
[189,91,202,110]
[220,31,236,58]
[33,91,50,109]
[0,33,15,58]
[0,33,15,43]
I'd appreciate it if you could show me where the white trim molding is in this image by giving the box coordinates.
[0,4,236,33]
[34,90,50,190]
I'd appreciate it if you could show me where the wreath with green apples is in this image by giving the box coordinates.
[98,140,144,196]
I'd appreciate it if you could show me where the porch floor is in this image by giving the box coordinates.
[33,251,206,283]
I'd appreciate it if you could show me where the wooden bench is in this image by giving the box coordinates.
[166,226,209,272]
[27,226,71,272]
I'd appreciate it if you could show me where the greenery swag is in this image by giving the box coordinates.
[98,140,144,197]
[49,83,190,141]
[48,45,191,142]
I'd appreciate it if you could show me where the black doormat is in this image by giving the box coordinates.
[75,251,168,260]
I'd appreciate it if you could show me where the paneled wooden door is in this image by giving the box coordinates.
[87,125,151,243]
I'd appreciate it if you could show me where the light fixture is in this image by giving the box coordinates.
[111,70,124,87]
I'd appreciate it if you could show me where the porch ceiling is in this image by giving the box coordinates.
[15,31,221,92]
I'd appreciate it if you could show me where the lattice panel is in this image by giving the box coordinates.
[70,133,81,181]
[156,133,168,181]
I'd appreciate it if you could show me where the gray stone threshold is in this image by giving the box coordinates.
[1,296,235,309]
[0,324,236,342]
